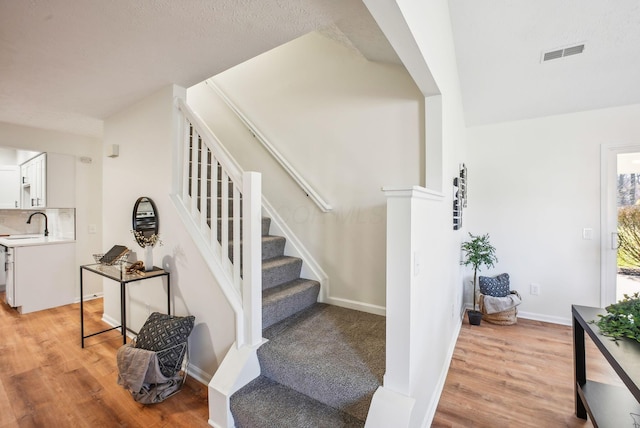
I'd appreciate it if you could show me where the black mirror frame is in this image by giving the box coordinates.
[132,196,159,247]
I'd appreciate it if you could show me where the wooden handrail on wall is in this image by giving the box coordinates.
[206,79,332,213]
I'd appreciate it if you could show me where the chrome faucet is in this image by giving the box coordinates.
[26,211,49,237]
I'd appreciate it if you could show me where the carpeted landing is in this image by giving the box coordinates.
[231,303,385,427]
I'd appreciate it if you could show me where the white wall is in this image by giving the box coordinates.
[0,122,103,295]
[467,103,640,324]
[188,31,424,310]
[102,85,236,380]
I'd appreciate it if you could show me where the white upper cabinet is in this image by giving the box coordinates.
[21,153,75,208]
[0,166,20,208]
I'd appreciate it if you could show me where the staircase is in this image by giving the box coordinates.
[230,217,386,427]
[174,97,386,427]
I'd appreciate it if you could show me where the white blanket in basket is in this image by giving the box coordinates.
[483,292,522,314]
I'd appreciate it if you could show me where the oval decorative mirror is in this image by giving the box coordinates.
[132,197,159,247]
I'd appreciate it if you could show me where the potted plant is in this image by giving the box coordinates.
[461,232,498,325]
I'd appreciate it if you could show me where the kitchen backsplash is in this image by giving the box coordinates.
[0,209,75,239]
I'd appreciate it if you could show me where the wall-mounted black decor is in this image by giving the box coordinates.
[460,163,467,208]
[453,163,467,230]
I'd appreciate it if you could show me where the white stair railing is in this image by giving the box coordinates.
[174,97,262,347]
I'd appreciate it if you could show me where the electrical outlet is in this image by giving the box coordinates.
[530,283,540,295]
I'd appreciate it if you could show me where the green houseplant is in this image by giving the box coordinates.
[461,232,498,325]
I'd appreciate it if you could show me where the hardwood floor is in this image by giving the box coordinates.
[432,313,622,428]
[0,294,209,427]
[0,294,620,428]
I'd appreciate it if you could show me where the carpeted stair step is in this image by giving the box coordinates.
[230,376,364,428]
[226,234,285,264]
[262,235,286,260]
[261,217,270,236]
[258,303,385,422]
[262,256,302,290]
[262,278,320,330]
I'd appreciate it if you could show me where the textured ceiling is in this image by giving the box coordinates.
[0,0,398,138]
[4,1,637,138]
[448,0,640,127]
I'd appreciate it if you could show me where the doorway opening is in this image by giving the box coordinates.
[615,152,640,301]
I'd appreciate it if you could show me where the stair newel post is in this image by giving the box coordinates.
[242,171,262,347]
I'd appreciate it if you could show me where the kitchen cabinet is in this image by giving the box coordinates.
[7,241,76,314]
[0,166,19,208]
[21,153,75,208]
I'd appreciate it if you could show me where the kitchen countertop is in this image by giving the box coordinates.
[0,235,76,247]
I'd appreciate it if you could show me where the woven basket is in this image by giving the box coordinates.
[479,294,518,325]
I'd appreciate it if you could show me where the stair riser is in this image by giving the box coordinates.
[262,259,302,290]
[262,282,319,330]
[225,236,286,264]
[262,237,285,260]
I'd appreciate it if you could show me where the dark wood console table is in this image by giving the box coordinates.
[80,263,170,348]
[572,305,640,426]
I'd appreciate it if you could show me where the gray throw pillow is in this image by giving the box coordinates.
[135,312,195,377]
[479,273,510,297]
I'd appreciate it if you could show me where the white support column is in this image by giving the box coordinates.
[242,171,262,347]
[383,189,414,395]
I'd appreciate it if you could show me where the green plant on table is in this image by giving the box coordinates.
[594,292,640,343]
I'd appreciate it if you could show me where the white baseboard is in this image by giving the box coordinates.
[101,313,212,385]
[102,313,120,328]
[463,304,571,326]
[517,311,571,326]
[324,296,386,316]
[188,364,212,385]
[76,291,103,303]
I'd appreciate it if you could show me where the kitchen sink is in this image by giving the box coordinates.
[5,235,43,240]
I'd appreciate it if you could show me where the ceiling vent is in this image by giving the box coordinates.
[541,43,585,62]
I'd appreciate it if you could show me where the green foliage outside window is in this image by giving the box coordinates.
[618,206,640,268]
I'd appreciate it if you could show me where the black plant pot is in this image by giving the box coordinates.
[468,310,482,326]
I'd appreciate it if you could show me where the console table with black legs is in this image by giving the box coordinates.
[80,263,170,348]
[572,305,640,427]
